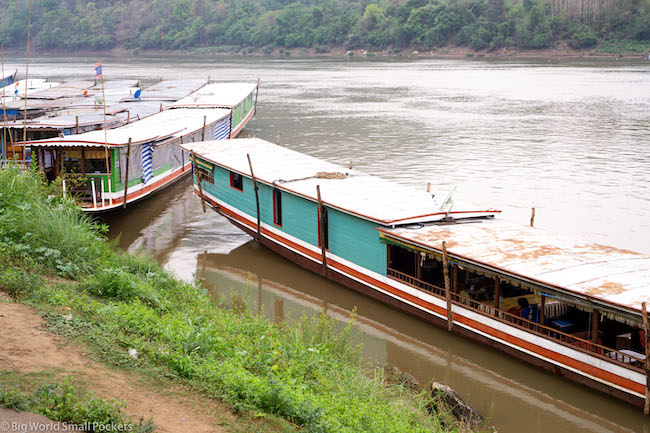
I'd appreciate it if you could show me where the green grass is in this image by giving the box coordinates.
[596,40,650,54]
[0,164,480,432]
[0,374,155,432]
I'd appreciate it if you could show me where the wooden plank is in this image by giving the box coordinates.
[191,151,206,213]
[316,185,328,276]
[641,302,650,416]
[122,138,131,209]
[443,240,452,331]
[247,153,261,240]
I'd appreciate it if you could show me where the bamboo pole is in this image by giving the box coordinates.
[316,185,328,276]
[247,153,261,240]
[99,67,110,182]
[1,44,7,162]
[201,115,206,141]
[191,151,206,213]
[643,301,649,416]
[122,138,131,209]
[22,0,32,147]
[442,241,453,331]
[253,78,260,116]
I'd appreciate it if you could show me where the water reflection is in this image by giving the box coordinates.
[197,242,645,433]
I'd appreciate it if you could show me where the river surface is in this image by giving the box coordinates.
[9,55,650,433]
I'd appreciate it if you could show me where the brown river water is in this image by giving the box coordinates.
[9,55,650,432]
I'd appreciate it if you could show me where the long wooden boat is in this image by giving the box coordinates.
[25,83,258,212]
[182,137,650,409]
[0,70,18,89]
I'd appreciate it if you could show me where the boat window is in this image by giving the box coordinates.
[85,149,109,174]
[230,171,243,191]
[63,150,82,173]
[85,158,108,174]
[273,188,282,227]
[198,167,214,185]
[387,244,418,278]
[318,207,329,250]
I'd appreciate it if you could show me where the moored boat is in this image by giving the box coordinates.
[0,70,18,89]
[182,137,650,409]
[23,82,258,211]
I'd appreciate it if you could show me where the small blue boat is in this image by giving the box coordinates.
[0,70,18,89]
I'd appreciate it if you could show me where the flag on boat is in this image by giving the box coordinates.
[213,115,231,140]
[94,61,103,79]
[142,143,153,184]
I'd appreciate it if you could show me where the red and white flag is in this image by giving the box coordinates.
[94,60,103,79]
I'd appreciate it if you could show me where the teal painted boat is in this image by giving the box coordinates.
[183,137,650,409]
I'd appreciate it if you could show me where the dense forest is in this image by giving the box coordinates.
[0,0,649,54]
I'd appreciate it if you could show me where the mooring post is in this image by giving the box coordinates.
[276,132,281,145]
[317,185,328,276]
[202,115,207,141]
[191,151,206,213]
[442,241,453,331]
[122,138,131,209]
[427,182,431,193]
[247,153,261,241]
[530,207,536,227]
[75,116,79,134]
[641,302,650,416]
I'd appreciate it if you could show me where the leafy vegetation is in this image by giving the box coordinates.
[0,377,155,432]
[0,0,649,54]
[0,163,477,432]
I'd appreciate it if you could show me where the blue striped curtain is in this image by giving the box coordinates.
[213,115,231,140]
[142,143,153,184]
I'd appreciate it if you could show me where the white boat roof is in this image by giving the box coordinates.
[382,220,650,316]
[170,82,257,108]
[120,80,207,102]
[182,138,499,225]
[28,108,231,147]
[4,112,123,129]
[26,81,96,100]
[1,78,55,97]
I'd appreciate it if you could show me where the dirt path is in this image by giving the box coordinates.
[0,294,226,433]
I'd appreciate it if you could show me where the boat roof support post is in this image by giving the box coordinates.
[122,138,131,209]
[443,241,453,331]
[317,185,328,277]
[641,302,650,416]
[191,151,206,213]
[247,153,261,241]
[254,78,260,116]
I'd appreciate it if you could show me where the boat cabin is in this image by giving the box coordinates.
[27,107,231,211]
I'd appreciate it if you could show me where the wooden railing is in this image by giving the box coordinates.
[387,267,645,370]
[387,268,446,298]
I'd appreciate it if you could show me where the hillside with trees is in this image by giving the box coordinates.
[1,0,649,55]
